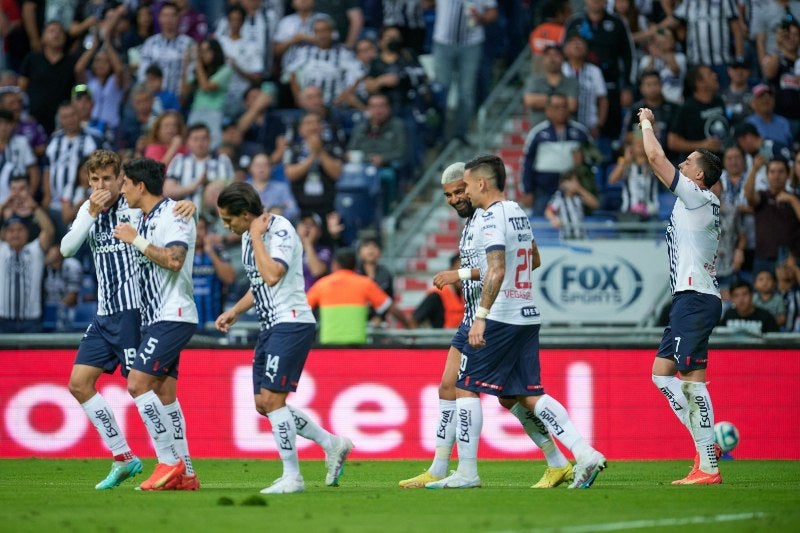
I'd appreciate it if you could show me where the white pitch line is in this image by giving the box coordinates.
[493,512,767,533]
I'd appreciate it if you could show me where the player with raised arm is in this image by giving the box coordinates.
[427,155,605,490]
[114,158,200,491]
[214,182,353,494]
[638,107,724,485]
[399,163,573,489]
[61,150,195,490]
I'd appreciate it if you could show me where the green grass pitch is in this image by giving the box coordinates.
[1,459,798,532]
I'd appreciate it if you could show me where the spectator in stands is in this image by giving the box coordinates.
[561,33,607,139]
[380,0,427,56]
[273,0,320,89]
[181,38,232,149]
[521,92,591,215]
[166,0,208,43]
[246,152,299,222]
[751,0,800,64]
[1,174,41,241]
[719,145,753,280]
[19,21,79,133]
[0,209,53,333]
[744,155,800,275]
[70,86,106,147]
[528,0,571,56]
[744,84,794,149]
[315,0,363,50]
[216,5,265,118]
[722,60,754,128]
[734,122,793,192]
[523,44,577,128]
[413,253,465,328]
[431,0,497,143]
[613,0,652,44]
[777,254,800,332]
[120,3,155,58]
[0,86,47,158]
[792,150,800,193]
[117,84,155,158]
[285,15,363,109]
[761,20,800,142]
[753,269,787,328]
[143,109,187,165]
[42,102,98,235]
[215,0,273,87]
[283,111,343,219]
[355,235,397,323]
[165,123,235,207]
[711,178,746,303]
[721,280,779,333]
[0,109,39,200]
[544,169,597,239]
[307,247,413,345]
[297,211,333,291]
[667,65,728,161]
[143,65,180,116]
[43,243,82,330]
[193,214,235,330]
[137,2,194,96]
[625,70,678,162]
[235,86,286,163]
[564,0,635,159]
[608,131,659,220]
[638,27,686,105]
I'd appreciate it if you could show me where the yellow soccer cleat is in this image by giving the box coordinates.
[398,471,443,489]
[531,464,574,489]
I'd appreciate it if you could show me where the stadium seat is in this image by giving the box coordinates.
[529,216,560,244]
[70,301,97,331]
[585,214,618,239]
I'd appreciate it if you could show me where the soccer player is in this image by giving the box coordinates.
[427,155,606,490]
[399,162,574,489]
[61,150,194,489]
[214,182,353,494]
[114,158,200,491]
[638,107,724,485]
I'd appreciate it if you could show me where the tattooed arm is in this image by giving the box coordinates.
[113,222,188,272]
[479,249,506,309]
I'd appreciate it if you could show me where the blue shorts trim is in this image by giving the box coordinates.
[131,321,196,378]
[656,291,721,371]
[456,321,545,397]
[75,309,141,377]
[252,322,316,393]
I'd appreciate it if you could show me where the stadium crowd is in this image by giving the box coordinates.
[1,0,799,334]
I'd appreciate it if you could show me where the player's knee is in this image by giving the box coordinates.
[438,382,456,400]
[497,397,516,410]
[68,379,95,403]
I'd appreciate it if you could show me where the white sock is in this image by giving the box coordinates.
[81,393,132,459]
[510,402,569,468]
[682,381,718,474]
[652,375,691,432]
[134,391,179,465]
[288,405,333,451]
[267,406,300,478]
[429,399,457,478]
[535,395,594,464]
[163,400,194,475]
[454,397,482,478]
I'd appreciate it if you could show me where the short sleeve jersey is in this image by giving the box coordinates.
[476,200,541,325]
[666,170,721,297]
[136,198,198,325]
[242,214,316,328]
[459,207,485,327]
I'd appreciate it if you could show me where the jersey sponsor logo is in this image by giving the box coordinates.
[503,289,533,300]
[520,306,539,317]
[93,409,119,438]
[508,216,530,231]
[94,242,128,254]
[540,252,643,311]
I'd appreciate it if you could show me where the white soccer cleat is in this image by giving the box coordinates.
[425,470,481,489]
[568,451,607,489]
[325,436,354,486]
[260,474,305,494]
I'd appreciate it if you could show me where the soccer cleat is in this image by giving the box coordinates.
[95,457,144,490]
[531,464,574,489]
[672,469,722,485]
[425,470,481,489]
[166,472,200,491]
[325,436,354,486]
[259,474,305,494]
[683,443,724,480]
[568,451,606,489]
[138,459,185,491]
[399,471,444,489]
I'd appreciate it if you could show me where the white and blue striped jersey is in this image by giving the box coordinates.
[0,135,36,200]
[665,170,721,297]
[475,200,541,325]
[459,207,486,327]
[433,0,497,46]
[0,238,44,320]
[62,196,142,315]
[136,198,198,326]
[166,152,235,207]
[44,131,97,210]
[241,214,315,329]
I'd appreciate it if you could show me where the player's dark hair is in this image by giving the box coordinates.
[122,158,165,196]
[86,149,121,177]
[730,279,752,294]
[465,154,506,192]
[217,182,263,217]
[696,149,722,188]
[334,247,357,270]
